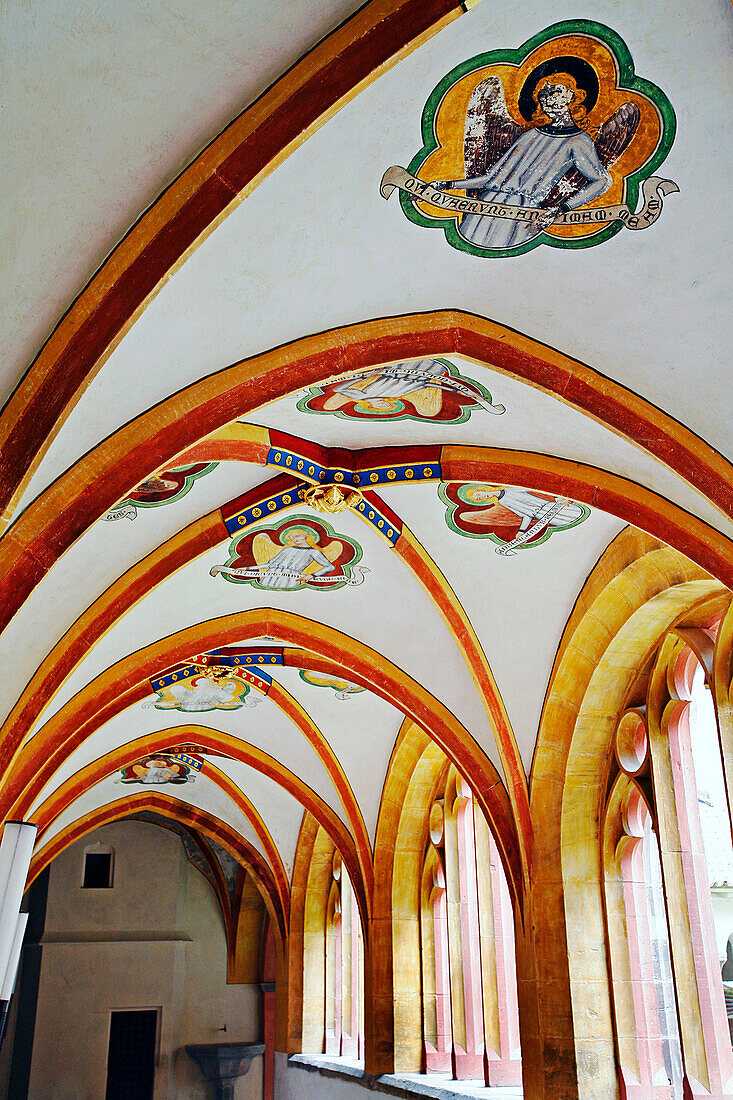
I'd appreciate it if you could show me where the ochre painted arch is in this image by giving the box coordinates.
[3,611,519,904]
[10,671,374,911]
[27,725,369,926]
[2,314,732,640]
[30,739,291,927]
[2,463,530,876]
[28,792,287,941]
[5,442,733,883]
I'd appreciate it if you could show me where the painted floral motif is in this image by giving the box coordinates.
[210,515,366,591]
[299,670,365,699]
[103,462,218,521]
[381,20,676,257]
[440,483,589,555]
[297,359,504,424]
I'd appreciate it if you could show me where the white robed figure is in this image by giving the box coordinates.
[324,359,449,417]
[253,527,341,589]
[431,73,639,250]
[323,359,504,416]
[133,759,179,784]
[461,485,585,553]
[164,678,241,711]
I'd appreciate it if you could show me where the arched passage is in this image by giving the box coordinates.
[28,792,286,948]
[5,444,733,888]
[1,610,519,906]
[25,724,369,928]
[29,740,291,928]
[4,650,374,901]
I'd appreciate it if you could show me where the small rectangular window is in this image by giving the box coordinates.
[83,851,113,889]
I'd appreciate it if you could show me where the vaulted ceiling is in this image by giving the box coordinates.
[2,0,731,921]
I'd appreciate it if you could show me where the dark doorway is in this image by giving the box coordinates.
[105,1009,158,1100]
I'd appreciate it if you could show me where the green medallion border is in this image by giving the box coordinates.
[438,482,591,548]
[400,19,676,258]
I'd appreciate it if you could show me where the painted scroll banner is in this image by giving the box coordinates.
[380,166,678,231]
[209,564,370,585]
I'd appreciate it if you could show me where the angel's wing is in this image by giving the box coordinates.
[464,76,522,185]
[321,540,343,564]
[542,102,641,209]
[594,102,641,168]
[253,532,281,567]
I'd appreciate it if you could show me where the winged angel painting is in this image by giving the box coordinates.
[433,74,637,250]
[381,21,677,257]
[210,517,365,592]
[299,358,504,424]
[440,483,589,555]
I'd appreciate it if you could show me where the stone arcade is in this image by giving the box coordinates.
[0,2,731,1098]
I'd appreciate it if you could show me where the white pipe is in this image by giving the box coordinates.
[0,913,28,1000]
[0,824,36,988]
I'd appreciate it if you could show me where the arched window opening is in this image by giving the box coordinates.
[324,852,363,1060]
[686,656,733,1063]
[420,768,521,1086]
[421,835,451,1072]
[607,628,733,1100]
[607,781,683,1100]
[300,832,364,1064]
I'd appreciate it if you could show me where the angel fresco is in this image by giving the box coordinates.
[299,670,365,699]
[210,516,366,591]
[380,21,677,257]
[103,462,217,521]
[440,483,589,555]
[118,755,197,785]
[298,358,504,424]
[149,674,255,711]
[431,73,636,250]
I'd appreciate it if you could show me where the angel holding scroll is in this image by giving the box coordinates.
[431,72,640,250]
[250,526,340,590]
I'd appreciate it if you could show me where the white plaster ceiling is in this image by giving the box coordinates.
[29,701,352,833]
[0,461,268,728]
[37,771,268,866]
[10,0,732,516]
[206,758,309,879]
[30,508,490,752]
[0,0,362,408]
[377,481,626,768]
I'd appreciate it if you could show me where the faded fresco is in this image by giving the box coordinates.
[299,670,365,699]
[440,483,589,555]
[298,359,504,423]
[103,462,218,521]
[118,753,202,785]
[381,20,676,257]
[210,515,367,590]
[149,673,256,711]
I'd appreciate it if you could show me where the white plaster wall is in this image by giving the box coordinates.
[25,820,263,1100]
